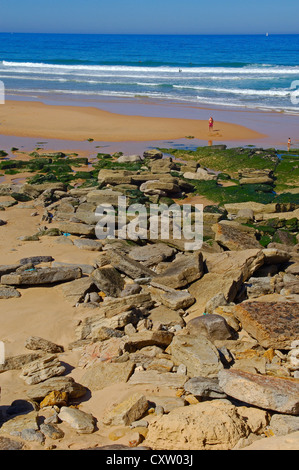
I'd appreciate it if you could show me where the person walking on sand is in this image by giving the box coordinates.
[209,117,214,132]
[288,137,291,151]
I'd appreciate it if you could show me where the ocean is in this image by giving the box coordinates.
[0,33,299,114]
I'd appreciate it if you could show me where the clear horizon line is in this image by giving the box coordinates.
[0,31,299,36]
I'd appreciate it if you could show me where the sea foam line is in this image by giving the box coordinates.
[174,85,291,97]
[2,61,299,75]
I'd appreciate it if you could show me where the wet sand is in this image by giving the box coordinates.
[0,99,266,144]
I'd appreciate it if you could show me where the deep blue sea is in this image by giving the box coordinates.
[0,33,299,113]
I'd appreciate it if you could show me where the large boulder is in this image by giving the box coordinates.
[144,400,251,450]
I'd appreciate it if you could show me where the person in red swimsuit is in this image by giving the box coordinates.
[209,117,214,132]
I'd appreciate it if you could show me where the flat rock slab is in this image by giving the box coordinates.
[19,256,54,266]
[149,282,195,310]
[128,243,176,267]
[204,249,265,280]
[218,369,299,415]
[212,222,261,251]
[80,361,135,391]
[1,267,82,286]
[0,264,21,276]
[52,261,94,275]
[188,272,242,314]
[20,354,66,385]
[233,301,299,349]
[0,411,38,436]
[100,292,153,319]
[148,305,185,328]
[154,252,204,289]
[167,334,223,378]
[224,202,279,216]
[58,222,95,237]
[97,171,133,186]
[128,370,188,389]
[73,238,103,251]
[108,251,156,280]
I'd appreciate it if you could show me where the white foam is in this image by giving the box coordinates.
[175,85,291,97]
[2,60,299,75]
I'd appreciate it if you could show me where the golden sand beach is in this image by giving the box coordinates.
[0,99,266,143]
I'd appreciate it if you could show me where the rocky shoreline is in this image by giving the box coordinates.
[0,146,298,450]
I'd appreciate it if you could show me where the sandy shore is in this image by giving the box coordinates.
[0,99,266,143]
[0,98,298,451]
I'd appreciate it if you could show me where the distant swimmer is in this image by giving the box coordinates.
[208,116,214,132]
[179,69,182,72]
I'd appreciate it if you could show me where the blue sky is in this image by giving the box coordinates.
[1,0,299,35]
